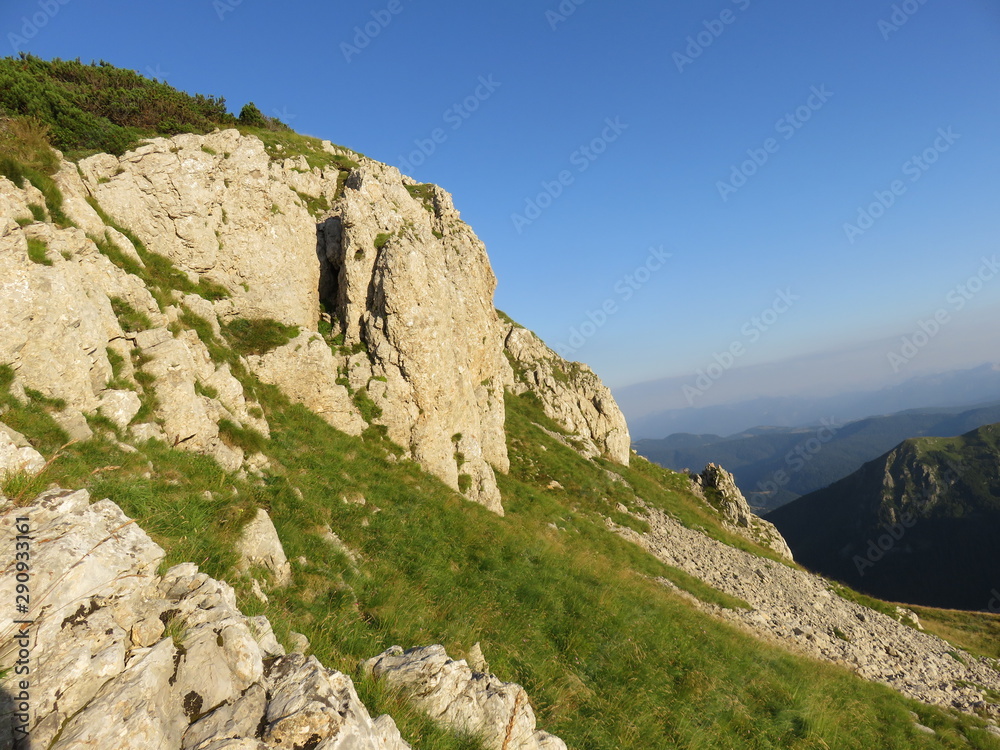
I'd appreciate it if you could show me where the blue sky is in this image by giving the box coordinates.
[4,0,999,401]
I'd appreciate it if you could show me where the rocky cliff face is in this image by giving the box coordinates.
[503,324,630,465]
[316,162,510,512]
[0,129,627,513]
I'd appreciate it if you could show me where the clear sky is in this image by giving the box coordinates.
[5,0,998,398]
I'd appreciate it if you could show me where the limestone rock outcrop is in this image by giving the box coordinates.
[363,645,566,750]
[0,422,45,478]
[244,331,364,436]
[3,128,635,515]
[0,174,270,475]
[504,324,630,465]
[0,489,410,750]
[317,165,510,513]
[691,464,793,561]
[236,508,292,587]
[0,214,124,422]
[77,129,319,329]
[131,325,268,473]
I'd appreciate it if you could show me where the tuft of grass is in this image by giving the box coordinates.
[353,389,383,423]
[194,381,219,400]
[109,297,153,333]
[27,203,46,222]
[1,152,72,227]
[217,418,267,454]
[374,233,391,250]
[405,183,437,214]
[294,189,331,218]
[26,237,52,265]
[222,318,299,357]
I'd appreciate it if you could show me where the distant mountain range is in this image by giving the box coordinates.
[768,423,1000,611]
[623,363,1000,439]
[634,402,1000,511]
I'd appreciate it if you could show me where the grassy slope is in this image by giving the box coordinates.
[3,360,999,749]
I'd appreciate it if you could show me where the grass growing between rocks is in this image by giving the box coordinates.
[85,195,231,305]
[3,362,999,749]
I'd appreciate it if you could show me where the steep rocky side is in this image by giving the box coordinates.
[67,130,512,512]
[503,324,630,465]
[0,184,269,473]
[317,165,510,513]
[691,463,793,560]
[5,127,631,514]
[0,488,564,750]
[76,129,319,329]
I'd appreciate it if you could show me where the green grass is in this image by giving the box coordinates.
[26,237,52,265]
[374,232,392,250]
[294,189,331,218]
[405,183,437,214]
[109,296,153,332]
[352,388,382,423]
[217,418,267,454]
[909,606,1000,660]
[0,153,72,227]
[222,318,299,357]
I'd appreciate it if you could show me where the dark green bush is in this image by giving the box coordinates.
[238,102,268,128]
[0,54,235,155]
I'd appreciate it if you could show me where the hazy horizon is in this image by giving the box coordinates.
[613,302,1000,419]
